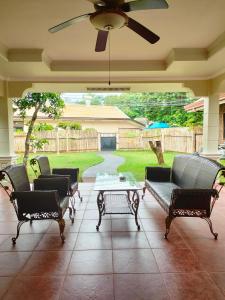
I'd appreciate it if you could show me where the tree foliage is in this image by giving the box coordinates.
[58,121,82,130]
[83,92,203,127]
[14,92,64,165]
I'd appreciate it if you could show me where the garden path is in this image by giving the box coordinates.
[82,151,125,182]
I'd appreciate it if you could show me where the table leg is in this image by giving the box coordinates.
[131,191,140,230]
[96,191,104,231]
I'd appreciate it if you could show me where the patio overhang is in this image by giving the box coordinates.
[1,0,225,165]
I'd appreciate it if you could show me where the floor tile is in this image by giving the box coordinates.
[75,232,112,250]
[21,251,72,276]
[0,252,32,276]
[114,274,169,300]
[194,246,225,272]
[0,222,19,235]
[35,233,77,251]
[153,248,202,273]
[0,234,43,251]
[86,201,98,210]
[210,273,225,296]
[163,272,225,300]
[113,249,159,273]
[0,235,11,246]
[0,277,13,298]
[47,219,81,233]
[145,231,189,249]
[3,275,64,300]
[80,219,111,232]
[141,218,166,232]
[60,275,114,300]
[112,219,143,232]
[1,182,225,299]
[68,250,113,274]
[83,209,110,220]
[138,207,166,219]
[112,231,149,249]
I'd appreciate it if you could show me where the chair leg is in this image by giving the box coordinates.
[57,219,65,243]
[69,196,76,215]
[202,217,218,240]
[164,215,175,239]
[12,220,28,245]
[77,189,83,202]
[68,207,74,224]
[142,186,146,199]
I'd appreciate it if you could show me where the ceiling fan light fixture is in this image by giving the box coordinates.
[90,10,128,31]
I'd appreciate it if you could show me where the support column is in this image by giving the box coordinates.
[202,94,220,157]
[0,82,16,168]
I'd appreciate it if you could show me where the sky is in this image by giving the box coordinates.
[61,92,121,102]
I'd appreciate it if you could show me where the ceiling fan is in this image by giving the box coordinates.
[49,0,169,52]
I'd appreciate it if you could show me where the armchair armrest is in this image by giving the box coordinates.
[171,188,219,216]
[12,190,60,219]
[34,177,69,197]
[145,167,171,182]
[52,168,79,183]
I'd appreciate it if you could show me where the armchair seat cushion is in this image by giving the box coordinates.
[146,180,180,212]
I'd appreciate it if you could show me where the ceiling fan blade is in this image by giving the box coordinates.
[95,30,109,52]
[127,17,160,44]
[121,0,168,12]
[49,13,92,33]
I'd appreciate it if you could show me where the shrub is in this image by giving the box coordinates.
[58,121,81,130]
[33,123,54,132]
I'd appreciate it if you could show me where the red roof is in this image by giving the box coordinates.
[184,94,225,112]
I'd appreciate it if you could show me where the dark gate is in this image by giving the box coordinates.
[101,136,116,151]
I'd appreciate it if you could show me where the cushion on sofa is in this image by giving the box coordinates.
[145,180,180,210]
[171,154,221,189]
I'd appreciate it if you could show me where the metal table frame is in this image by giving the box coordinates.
[94,173,141,231]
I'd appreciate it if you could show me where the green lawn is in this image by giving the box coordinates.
[17,152,104,181]
[115,150,178,181]
[17,150,179,182]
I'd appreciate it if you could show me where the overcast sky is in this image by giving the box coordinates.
[61,92,121,102]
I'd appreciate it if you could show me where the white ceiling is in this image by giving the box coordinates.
[1,0,225,88]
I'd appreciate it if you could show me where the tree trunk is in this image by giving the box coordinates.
[23,104,41,166]
[149,140,165,165]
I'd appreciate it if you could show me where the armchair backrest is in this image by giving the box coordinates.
[172,154,224,189]
[4,164,31,191]
[35,156,51,175]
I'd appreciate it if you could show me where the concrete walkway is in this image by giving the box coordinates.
[82,151,125,182]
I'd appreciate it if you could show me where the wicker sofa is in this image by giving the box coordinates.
[143,154,225,239]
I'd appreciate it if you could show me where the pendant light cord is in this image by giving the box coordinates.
[108,30,111,86]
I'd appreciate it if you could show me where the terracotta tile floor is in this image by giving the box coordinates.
[0,183,225,299]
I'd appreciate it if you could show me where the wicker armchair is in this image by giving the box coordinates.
[30,156,82,215]
[0,164,74,244]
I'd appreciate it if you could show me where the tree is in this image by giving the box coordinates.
[103,92,203,127]
[14,93,64,165]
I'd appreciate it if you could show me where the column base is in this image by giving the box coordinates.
[0,155,17,169]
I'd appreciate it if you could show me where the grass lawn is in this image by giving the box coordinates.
[17,152,104,181]
[115,150,179,181]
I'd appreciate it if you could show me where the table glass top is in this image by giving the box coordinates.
[94,172,142,191]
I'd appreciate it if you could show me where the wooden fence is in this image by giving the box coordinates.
[118,127,203,153]
[14,127,203,154]
[14,129,98,153]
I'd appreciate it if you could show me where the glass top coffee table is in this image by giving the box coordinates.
[94,172,142,231]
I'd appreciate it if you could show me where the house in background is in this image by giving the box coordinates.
[14,104,144,151]
[184,94,225,144]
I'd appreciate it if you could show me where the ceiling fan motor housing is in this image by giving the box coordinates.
[90,10,128,31]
